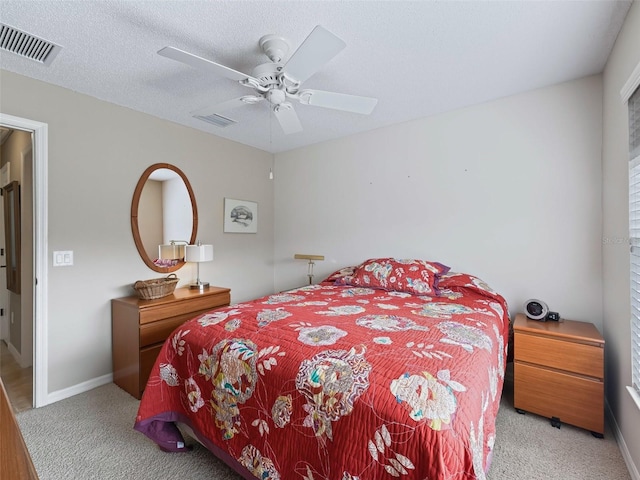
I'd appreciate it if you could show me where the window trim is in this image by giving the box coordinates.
[627,386,640,411]
[626,61,640,408]
[620,61,640,104]
[630,153,640,400]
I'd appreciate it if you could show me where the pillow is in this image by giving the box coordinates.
[437,272,497,295]
[346,258,449,295]
[436,272,509,309]
[322,266,356,284]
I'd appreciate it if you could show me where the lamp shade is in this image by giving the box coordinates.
[158,243,185,260]
[185,244,214,263]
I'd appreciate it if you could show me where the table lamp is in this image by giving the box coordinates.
[185,242,214,290]
[294,253,324,285]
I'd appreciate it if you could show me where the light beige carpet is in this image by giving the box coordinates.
[16,379,631,480]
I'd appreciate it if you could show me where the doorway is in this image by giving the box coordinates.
[0,113,48,410]
[0,127,32,412]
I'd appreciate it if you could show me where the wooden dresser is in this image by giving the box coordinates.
[112,286,230,399]
[513,313,604,436]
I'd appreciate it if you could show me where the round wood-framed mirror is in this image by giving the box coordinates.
[131,163,198,273]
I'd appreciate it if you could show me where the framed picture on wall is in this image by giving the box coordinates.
[224,198,258,233]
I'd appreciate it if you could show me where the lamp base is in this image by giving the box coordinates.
[189,281,210,291]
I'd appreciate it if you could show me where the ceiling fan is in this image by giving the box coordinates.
[158,25,378,134]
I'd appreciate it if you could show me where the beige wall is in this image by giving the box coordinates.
[0,69,275,393]
[275,75,604,329]
[602,0,640,476]
[0,130,27,182]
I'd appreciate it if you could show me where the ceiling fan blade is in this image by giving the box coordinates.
[273,104,303,134]
[298,89,378,114]
[158,46,258,83]
[190,96,263,117]
[283,25,346,83]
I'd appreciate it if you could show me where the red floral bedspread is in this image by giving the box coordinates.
[135,274,509,480]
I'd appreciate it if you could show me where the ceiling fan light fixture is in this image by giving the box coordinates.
[266,89,286,105]
[193,113,237,128]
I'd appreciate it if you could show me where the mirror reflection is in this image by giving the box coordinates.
[131,163,198,273]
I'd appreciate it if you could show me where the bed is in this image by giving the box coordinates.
[135,258,510,480]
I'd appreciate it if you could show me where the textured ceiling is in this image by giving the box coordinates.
[0,1,632,153]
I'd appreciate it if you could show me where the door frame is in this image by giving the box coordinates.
[0,113,48,408]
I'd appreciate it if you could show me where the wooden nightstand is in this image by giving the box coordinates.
[112,286,230,399]
[513,313,604,437]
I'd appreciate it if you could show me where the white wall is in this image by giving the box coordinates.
[275,76,604,330]
[162,175,192,246]
[602,0,640,476]
[0,70,275,394]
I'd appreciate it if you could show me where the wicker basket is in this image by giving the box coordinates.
[133,274,179,300]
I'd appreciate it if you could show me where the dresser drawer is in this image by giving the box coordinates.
[140,311,203,347]
[515,362,603,434]
[139,344,164,394]
[515,332,603,379]
[139,292,230,324]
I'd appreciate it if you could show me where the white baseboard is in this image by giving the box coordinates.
[606,399,640,480]
[45,373,113,405]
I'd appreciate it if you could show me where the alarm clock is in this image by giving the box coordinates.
[524,299,560,321]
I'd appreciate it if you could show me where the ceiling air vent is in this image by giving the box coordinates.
[0,23,61,66]
[194,113,237,128]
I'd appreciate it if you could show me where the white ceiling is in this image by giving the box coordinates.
[0,1,632,153]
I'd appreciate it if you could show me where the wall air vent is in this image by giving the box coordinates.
[0,23,61,66]
[194,113,237,128]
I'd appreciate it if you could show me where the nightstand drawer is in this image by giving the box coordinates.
[515,362,603,434]
[515,331,603,379]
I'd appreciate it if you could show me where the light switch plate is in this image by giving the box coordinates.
[53,250,73,266]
